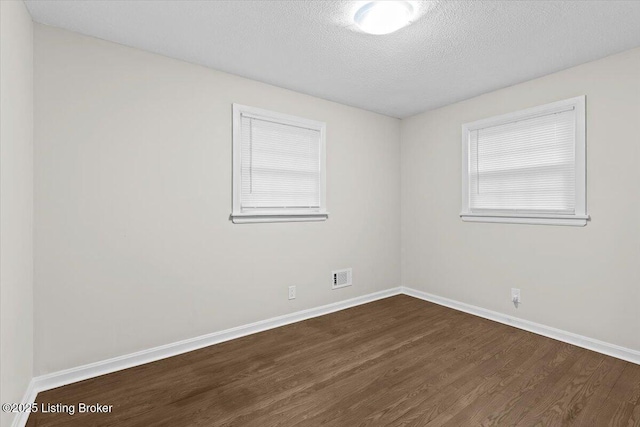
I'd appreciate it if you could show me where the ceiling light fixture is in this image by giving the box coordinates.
[354,1,414,35]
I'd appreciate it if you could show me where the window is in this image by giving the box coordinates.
[461,96,587,226]
[231,104,328,223]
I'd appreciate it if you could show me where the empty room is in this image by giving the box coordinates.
[1,0,639,426]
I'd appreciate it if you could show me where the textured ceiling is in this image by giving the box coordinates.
[24,0,640,118]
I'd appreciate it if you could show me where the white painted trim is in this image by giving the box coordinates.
[10,379,37,427]
[231,212,328,224]
[460,96,588,226]
[12,285,639,427]
[401,286,640,365]
[36,288,400,390]
[11,288,401,427]
[231,103,327,224]
[461,215,587,226]
[463,98,580,131]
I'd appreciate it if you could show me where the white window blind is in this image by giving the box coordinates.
[461,96,587,226]
[469,108,575,213]
[232,104,327,223]
[241,116,321,210]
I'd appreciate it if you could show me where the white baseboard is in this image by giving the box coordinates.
[10,379,37,427]
[12,284,639,427]
[13,287,401,427]
[401,286,640,365]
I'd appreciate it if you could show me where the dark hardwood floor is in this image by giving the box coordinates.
[27,295,640,426]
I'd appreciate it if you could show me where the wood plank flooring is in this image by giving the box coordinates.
[27,295,640,426]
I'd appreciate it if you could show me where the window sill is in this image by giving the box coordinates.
[231,212,329,224]
[460,213,589,227]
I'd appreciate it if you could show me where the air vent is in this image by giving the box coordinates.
[332,268,352,289]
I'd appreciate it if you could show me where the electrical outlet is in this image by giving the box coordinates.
[288,286,296,300]
[511,288,521,307]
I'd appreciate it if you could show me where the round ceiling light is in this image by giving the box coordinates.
[354,1,414,35]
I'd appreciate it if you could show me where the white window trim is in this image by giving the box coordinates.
[231,104,328,224]
[460,96,588,227]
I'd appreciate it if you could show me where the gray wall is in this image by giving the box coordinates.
[0,2,34,426]
[34,25,401,375]
[401,47,640,352]
[31,21,640,381]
